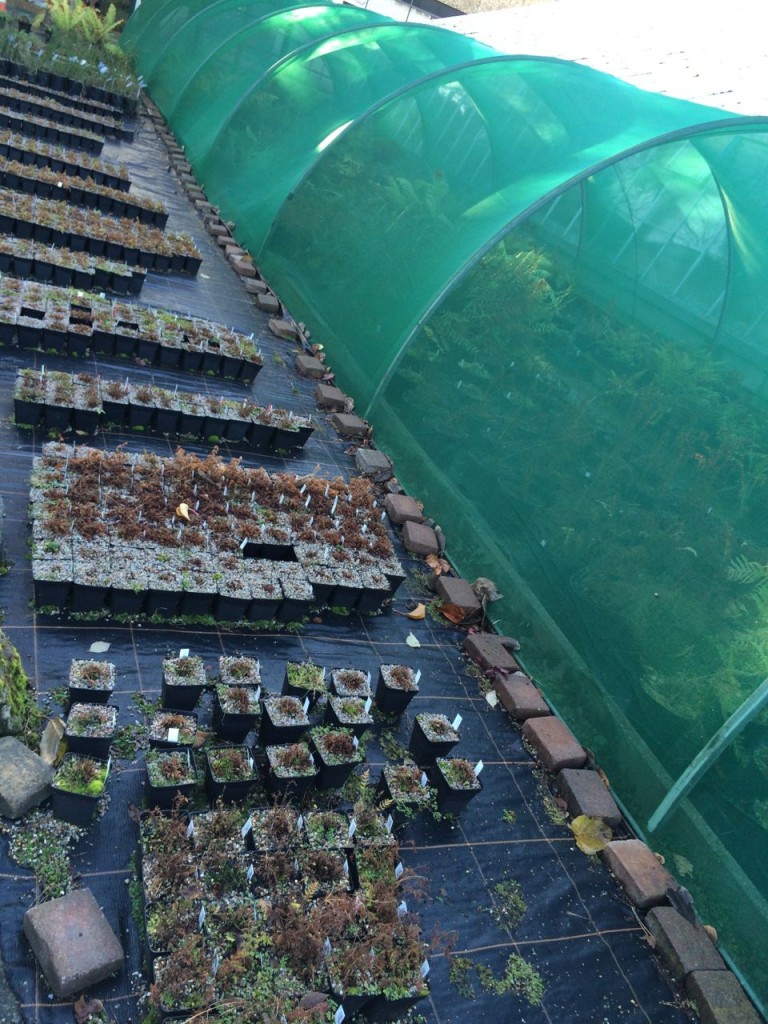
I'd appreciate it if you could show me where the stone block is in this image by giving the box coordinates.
[522,716,587,772]
[601,839,674,910]
[257,293,281,314]
[0,736,54,818]
[216,234,236,248]
[355,448,393,481]
[401,521,439,556]
[557,768,622,826]
[686,970,762,1024]
[297,354,327,379]
[384,493,424,526]
[315,383,348,411]
[645,908,726,981]
[434,576,481,616]
[463,633,520,673]
[231,258,257,278]
[330,413,370,438]
[493,671,550,720]
[206,221,229,237]
[244,278,268,295]
[269,319,300,341]
[224,245,246,259]
[23,888,124,998]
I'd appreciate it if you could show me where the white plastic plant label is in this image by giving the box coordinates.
[395,862,404,879]
[297,814,304,831]
[179,648,189,658]
[474,760,485,776]
[420,959,430,978]
[167,727,179,743]
[246,864,254,881]
[255,686,261,701]
[324,938,332,954]
[211,952,220,976]
[186,819,195,838]
[198,906,206,929]
[348,819,357,838]
[397,900,408,917]
[420,772,428,787]
[303,697,310,714]
[353,735,359,749]
[241,816,253,838]
[452,714,463,731]
[334,1006,346,1024]
[385,814,394,833]
[364,697,373,713]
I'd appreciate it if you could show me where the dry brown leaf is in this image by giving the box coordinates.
[74,995,105,1024]
[440,603,467,624]
[426,553,450,575]
[570,814,612,855]
[39,717,65,765]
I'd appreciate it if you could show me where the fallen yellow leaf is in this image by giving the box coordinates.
[406,603,426,620]
[176,502,190,521]
[570,814,612,854]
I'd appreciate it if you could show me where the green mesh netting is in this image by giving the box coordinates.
[124,2,768,1010]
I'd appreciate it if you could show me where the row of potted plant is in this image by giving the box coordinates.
[0,189,201,272]
[137,802,429,1020]
[0,129,131,191]
[0,28,140,111]
[0,157,167,226]
[1,236,142,293]
[14,368,313,448]
[0,280,262,377]
[0,101,104,154]
[0,68,131,122]
[0,80,132,139]
[29,444,405,622]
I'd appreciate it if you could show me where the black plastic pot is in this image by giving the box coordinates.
[259,698,309,746]
[265,746,317,802]
[144,749,197,810]
[324,697,373,739]
[310,740,361,791]
[407,717,460,765]
[161,676,205,712]
[431,759,482,815]
[212,689,260,742]
[374,669,419,716]
[65,705,118,760]
[13,396,42,427]
[110,587,146,616]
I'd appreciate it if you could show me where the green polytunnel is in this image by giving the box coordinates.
[124,2,768,1011]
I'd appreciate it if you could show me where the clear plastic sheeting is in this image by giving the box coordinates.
[123,1,768,1011]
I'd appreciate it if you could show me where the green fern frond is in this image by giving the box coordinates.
[726,555,768,586]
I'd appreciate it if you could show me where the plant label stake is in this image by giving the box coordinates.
[421,959,430,978]
[297,814,304,831]
[348,819,357,838]
[474,760,484,776]
[246,863,254,881]
[167,727,179,743]
[353,736,359,750]
[364,697,373,714]
[386,814,394,833]
[420,771,428,787]
[324,937,332,954]
[397,900,408,917]
[395,861,404,879]
[186,819,195,838]
[198,906,206,930]
[179,648,189,658]
[415,670,422,684]
[303,697,310,714]
[452,714,463,731]
[334,1006,345,1024]
[241,816,253,838]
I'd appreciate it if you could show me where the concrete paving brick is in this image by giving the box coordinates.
[686,970,762,1024]
[0,736,54,818]
[522,715,587,771]
[601,839,674,909]
[330,413,370,438]
[297,354,326,379]
[244,278,268,295]
[256,293,281,314]
[384,493,424,525]
[269,318,300,341]
[645,907,726,980]
[231,258,257,278]
[434,576,481,615]
[355,448,393,480]
[557,767,622,826]
[315,383,348,410]
[494,671,550,720]
[23,889,124,997]
[401,521,440,556]
[463,633,520,673]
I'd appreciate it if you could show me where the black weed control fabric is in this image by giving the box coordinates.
[0,107,694,1024]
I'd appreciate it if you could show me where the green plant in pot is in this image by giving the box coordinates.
[324,694,374,738]
[375,664,420,715]
[432,756,483,815]
[283,660,327,703]
[376,762,434,831]
[51,753,110,826]
[408,711,461,764]
[204,745,260,803]
[212,682,261,743]
[64,701,118,759]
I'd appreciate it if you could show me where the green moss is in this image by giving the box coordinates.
[0,628,42,745]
